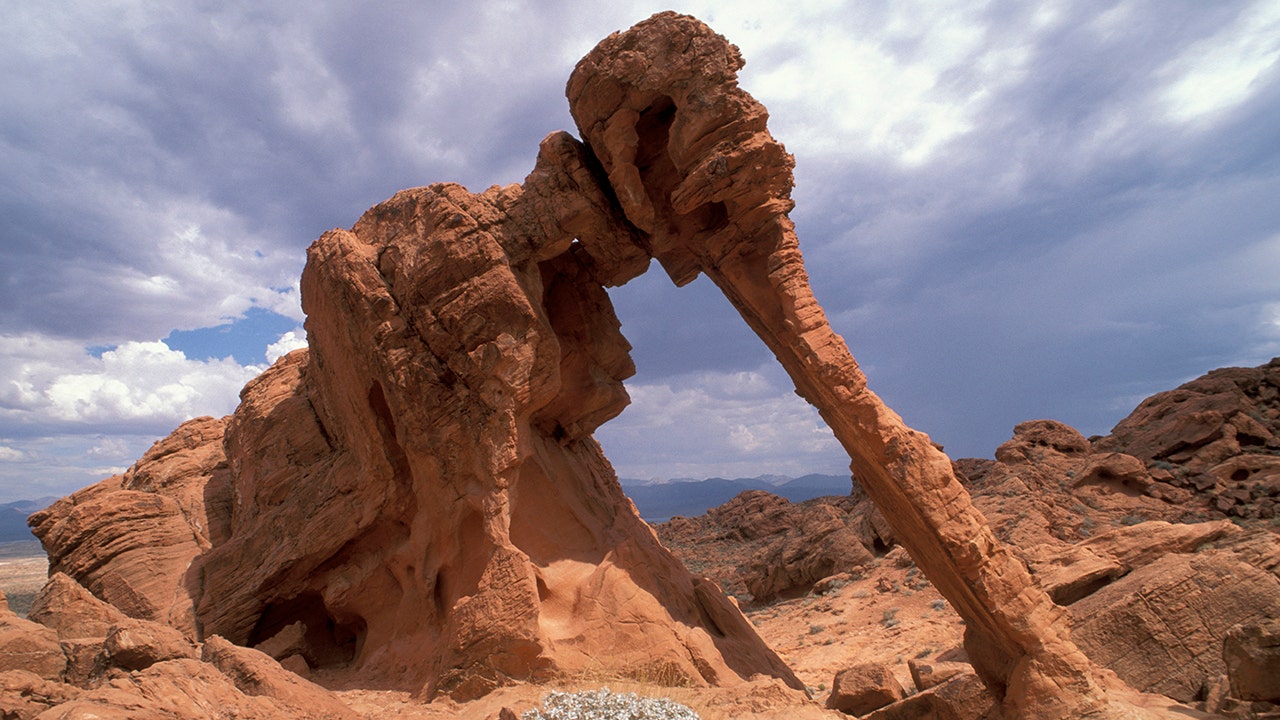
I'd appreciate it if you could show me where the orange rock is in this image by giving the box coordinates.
[27,417,225,637]
[826,662,906,715]
[570,12,1117,718]
[27,572,128,641]
[0,669,80,719]
[0,604,65,681]
[102,618,198,671]
[201,636,360,720]
[1069,552,1280,702]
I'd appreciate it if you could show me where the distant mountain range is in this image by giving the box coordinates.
[0,498,55,542]
[0,476,844,541]
[620,474,851,522]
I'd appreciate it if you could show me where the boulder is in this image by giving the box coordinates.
[1069,551,1280,702]
[826,663,906,715]
[909,658,972,691]
[1224,619,1280,701]
[742,500,875,602]
[27,572,128,641]
[864,672,997,720]
[707,490,795,541]
[0,669,79,719]
[102,618,199,671]
[0,598,66,681]
[201,636,359,720]
[252,620,308,663]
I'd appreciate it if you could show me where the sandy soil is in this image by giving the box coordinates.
[0,540,47,617]
[745,547,966,695]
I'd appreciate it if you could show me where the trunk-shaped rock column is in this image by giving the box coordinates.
[570,12,1116,718]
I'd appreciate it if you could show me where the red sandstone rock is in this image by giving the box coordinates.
[1096,358,1280,519]
[658,490,887,603]
[0,670,79,719]
[743,502,875,603]
[102,618,198,671]
[864,672,997,720]
[909,658,973,691]
[827,662,906,715]
[1069,552,1280,702]
[27,572,127,641]
[33,657,313,720]
[1224,619,1280,702]
[27,417,226,637]
[0,594,66,681]
[1028,520,1237,604]
[709,490,796,541]
[201,636,360,720]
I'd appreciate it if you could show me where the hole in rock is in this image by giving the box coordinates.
[634,96,678,213]
[249,591,365,668]
[593,268,849,523]
[871,535,891,556]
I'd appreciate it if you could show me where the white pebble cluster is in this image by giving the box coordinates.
[521,687,701,720]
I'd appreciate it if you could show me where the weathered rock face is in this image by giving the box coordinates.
[0,575,361,719]
[1095,358,1280,519]
[658,489,886,604]
[182,171,800,697]
[27,416,224,638]
[1223,619,1280,702]
[26,11,1137,716]
[568,14,1122,719]
[1069,551,1280,703]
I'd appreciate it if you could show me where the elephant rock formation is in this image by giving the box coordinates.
[30,12,1152,717]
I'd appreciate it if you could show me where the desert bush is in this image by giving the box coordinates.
[882,607,900,628]
[522,687,700,720]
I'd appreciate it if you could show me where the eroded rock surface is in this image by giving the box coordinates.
[1069,551,1280,703]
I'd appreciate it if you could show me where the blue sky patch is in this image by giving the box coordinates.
[164,307,300,365]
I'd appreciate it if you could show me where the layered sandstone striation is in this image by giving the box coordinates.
[20,10,1163,717]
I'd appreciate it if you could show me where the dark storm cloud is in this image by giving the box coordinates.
[771,0,1280,457]
[0,2,605,343]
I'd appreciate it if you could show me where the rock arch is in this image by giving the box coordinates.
[31,12,1130,717]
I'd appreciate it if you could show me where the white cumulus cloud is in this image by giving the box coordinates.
[265,330,308,364]
[595,367,846,481]
[2,334,260,433]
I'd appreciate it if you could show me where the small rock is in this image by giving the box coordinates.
[908,658,970,691]
[103,618,198,671]
[826,663,905,715]
[1225,619,1280,701]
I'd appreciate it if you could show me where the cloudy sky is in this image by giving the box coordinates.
[2,1,1279,502]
